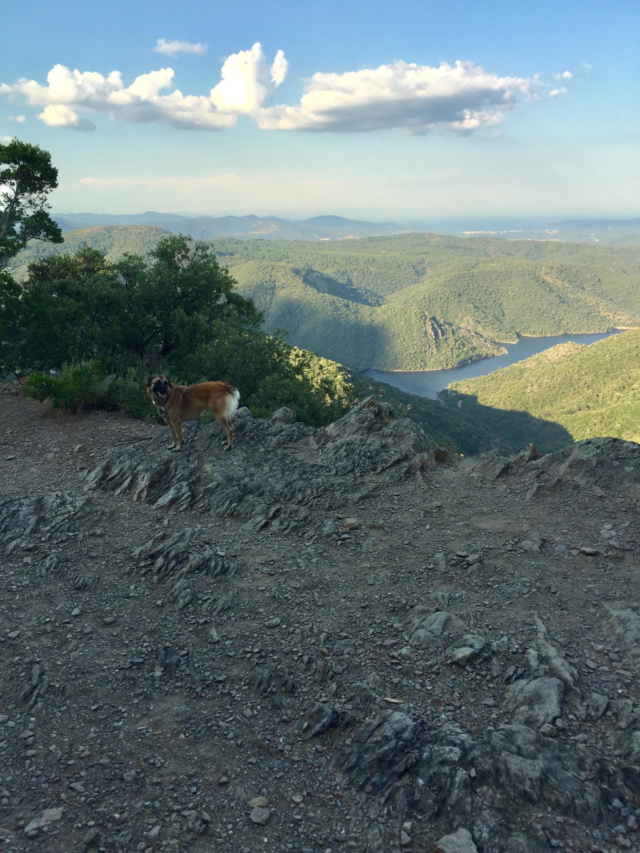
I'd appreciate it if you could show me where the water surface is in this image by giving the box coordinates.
[363,330,625,400]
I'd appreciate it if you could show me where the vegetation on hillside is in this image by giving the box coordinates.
[440,329,640,451]
[12,226,640,372]
[1,234,362,426]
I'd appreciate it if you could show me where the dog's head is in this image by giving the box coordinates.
[146,374,172,404]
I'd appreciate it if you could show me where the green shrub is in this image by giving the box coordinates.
[102,370,151,420]
[24,360,104,413]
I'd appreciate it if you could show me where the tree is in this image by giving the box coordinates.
[0,138,63,270]
[133,235,263,362]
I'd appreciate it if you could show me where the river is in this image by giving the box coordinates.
[362,330,626,400]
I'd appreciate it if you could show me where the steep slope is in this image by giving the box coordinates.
[442,328,640,450]
[10,228,640,371]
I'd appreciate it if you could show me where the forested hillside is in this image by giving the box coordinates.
[12,227,640,372]
[440,328,640,450]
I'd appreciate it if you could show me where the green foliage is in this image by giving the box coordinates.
[0,271,22,368]
[0,139,62,270]
[179,324,360,424]
[8,234,360,427]
[24,361,105,413]
[442,329,640,451]
[208,235,640,371]
[10,225,640,373]
[23,360,151,418]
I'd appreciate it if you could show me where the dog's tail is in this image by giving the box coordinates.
[227,386,240,419]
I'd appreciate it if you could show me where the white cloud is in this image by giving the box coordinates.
[154,38,207,57]
[210,43,287,113]
[555,70,573,80]
[1,49,561,136]
[255,60,539,134]
[0,44,286,131]
[8,114,26,122]
[39,104,96,130]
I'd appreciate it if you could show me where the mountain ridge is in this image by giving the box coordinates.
[10,225,640,374]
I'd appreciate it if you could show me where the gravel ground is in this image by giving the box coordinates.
[1,383,640,853]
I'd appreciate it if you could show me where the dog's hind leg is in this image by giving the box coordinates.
[215,415,234,450]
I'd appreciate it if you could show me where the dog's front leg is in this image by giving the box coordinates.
[166,418,180,451]
[171,419,184,452]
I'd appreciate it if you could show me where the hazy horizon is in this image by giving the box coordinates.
[51,210,638,233]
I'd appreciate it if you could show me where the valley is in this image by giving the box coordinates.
[11,227,640,374]
[8,223,640,455]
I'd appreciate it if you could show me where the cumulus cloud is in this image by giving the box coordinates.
[0,48,563,136]
[0,43,286,131]
[154,38,207,57]
[39,104,96,131]
[8,114,26,123]
[255,60,539,134]
[210,43,288,113]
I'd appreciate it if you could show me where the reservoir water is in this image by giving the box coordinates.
[363,329,625,400]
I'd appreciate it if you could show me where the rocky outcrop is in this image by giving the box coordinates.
[84,396,438,533]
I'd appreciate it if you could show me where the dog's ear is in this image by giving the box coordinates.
[146,375,154,388]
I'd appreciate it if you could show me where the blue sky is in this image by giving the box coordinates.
[1,0,638,223]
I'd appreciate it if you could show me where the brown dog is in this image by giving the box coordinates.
[146,375,240,452]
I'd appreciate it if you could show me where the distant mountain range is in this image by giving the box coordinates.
[51,212,410,242]
[51,211,640,245]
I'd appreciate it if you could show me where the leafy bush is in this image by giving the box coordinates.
[9,236,361,426]
[24,360,105,413]
[24,360,151,418]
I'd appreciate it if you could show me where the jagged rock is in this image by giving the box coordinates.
[535,437,640,494]
[446,633,488,666]
[84,436,199,510]
[505,677,564,727]
[298,702,342,739]
[431,827,478,853]
[605,602,640,670]
[519,533,542,552]
[405,608,465,649]
[270,407,297,424]
[338,710,422,792]
[20,662,48,710]
[458,451,510,480]
[132,528,236,579]
[24,807,64,834]
[337,713,611,851]
[156,646,181,679]
[0,492,88,552]
[585,692,609,720]
[534,615,578,692]
[85,396,439,535]
[526,477,564,500]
